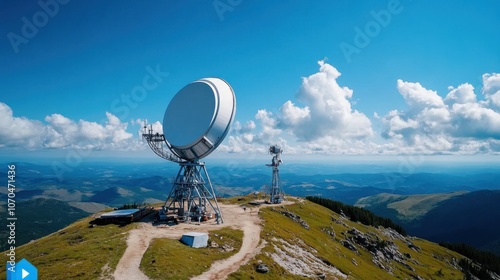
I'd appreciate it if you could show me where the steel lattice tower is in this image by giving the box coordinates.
[142,125,223,224]
[266,145,285,204]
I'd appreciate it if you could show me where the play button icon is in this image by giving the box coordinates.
[6,258,37,280]
[22,268,29,279]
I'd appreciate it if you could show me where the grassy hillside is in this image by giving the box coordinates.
[0,198,90,252]
[356,190,500,256]
[0,215,135,280]
[229,198,464,279]
[355,191,467,222]
[413,190,500,251]
[141,228,243,279]
[0,197,475,279]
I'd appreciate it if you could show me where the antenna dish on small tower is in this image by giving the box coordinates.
[142,77,236,224]
[266,144,285,204]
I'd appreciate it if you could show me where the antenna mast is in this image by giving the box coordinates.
[266,145,285,204]
[142,123,224,224]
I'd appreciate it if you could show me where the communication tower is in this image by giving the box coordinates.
[266,145,285,204]
[143,78,236,224]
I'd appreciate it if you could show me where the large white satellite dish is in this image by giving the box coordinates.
[142,77,236,224]
[163,78,236,161]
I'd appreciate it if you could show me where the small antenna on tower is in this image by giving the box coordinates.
[266,144,285,204]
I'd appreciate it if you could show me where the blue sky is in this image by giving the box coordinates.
[1,0,500,161]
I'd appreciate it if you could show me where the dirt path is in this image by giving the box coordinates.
[191,208,262,280]
[113,201,293,280]
[113,222,181,280]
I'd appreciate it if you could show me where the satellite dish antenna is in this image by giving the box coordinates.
[143,78,236,224]
[163,78,236,161]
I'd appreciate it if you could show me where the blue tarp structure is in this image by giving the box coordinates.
[181,232,208,248]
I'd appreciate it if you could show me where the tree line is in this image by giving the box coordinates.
[439,242,500,277]
[306,196,407,236]
[119,202,146,209]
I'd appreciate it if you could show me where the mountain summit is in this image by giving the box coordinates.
[1,196,498,279]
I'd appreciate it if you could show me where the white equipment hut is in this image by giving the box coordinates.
[181,232,208,248]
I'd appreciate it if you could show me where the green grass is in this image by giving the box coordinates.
[404,238,464,279]
[0,198,89,252]
[0,197,468,280]
[0,215,135,280]
[218,193,269,206]
[140,227,243,280]
[386,191,467,221]
[228,200,464,279]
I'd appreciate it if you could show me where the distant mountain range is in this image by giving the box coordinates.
[356,190,500,256]
[1,161,499,255]
[0,198,95,252]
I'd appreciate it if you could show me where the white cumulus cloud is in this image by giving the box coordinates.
[287,61,373,140]
[0,102,136,150]
[4,64,500,156]
[221,60,374,154]
[382,79,500,154]
[223,63,500,155]
[482,73,500,107]
[0,102,46,148]
[397,79,445,111]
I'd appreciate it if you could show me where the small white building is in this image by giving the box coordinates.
[180,232,208,248]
